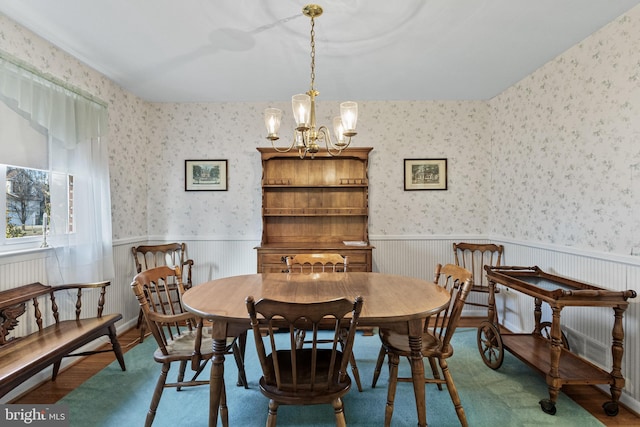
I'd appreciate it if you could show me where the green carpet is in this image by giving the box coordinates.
[59,328,604,426]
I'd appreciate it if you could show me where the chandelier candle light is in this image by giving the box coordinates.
[264,4,358,159]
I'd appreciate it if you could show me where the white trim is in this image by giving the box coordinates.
[113,233,640,266]
[111,235,148,246]
[146,234,261,242]
[489,234,640,266]
[370,234,486,241]
[0,246,51,263]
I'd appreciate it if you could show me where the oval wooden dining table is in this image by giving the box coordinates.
[182,272,451,427]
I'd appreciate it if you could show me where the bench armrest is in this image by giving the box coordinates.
[50,281,111,319]
[54,280,110,291]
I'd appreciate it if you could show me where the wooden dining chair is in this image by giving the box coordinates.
[284,253,363,392]
[285,253,349,273]
[246,295,364,427]
[373,264,472,427]
[131,243,194,343]
[453,242,504,321]
[131,265,247,427]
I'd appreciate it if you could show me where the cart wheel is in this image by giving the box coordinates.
[539,398,557,415]
[477,320,504,369]
[602,401,619,416]
[539,321,570,350]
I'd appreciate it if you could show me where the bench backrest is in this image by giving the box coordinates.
[0,281,110,346]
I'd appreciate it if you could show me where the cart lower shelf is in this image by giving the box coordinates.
[477,322,620,416]
[502,333,612,385]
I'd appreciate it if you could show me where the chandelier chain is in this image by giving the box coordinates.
[263,4,357,158]
[309,17,316,92]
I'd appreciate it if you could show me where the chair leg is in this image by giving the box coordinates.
[236,331,248,387]
[439,358,468,427]
[146,363,170,427]
[349,352,363,392]
[176,360,187,391]
[189,359,210,383]
[337,328,363,392]
[266,399,279,427]
[232,341,248,389]
[220,378,229,427]
[371,344,386,388]
[384,352,400,427]
[332,397,347,427]
[427,357,443,391]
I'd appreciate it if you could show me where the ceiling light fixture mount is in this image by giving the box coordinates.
[263,4,358,159]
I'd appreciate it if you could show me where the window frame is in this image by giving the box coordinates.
[2,164,74,253]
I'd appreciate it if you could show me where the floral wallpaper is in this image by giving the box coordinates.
[489,7,640,255]
[2,4,639,255]
[144,100,490,239]
[146,102,265,238]
[364,100,490,236]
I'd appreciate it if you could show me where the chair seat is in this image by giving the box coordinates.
[153,331,235,361]
[379,329,453,359]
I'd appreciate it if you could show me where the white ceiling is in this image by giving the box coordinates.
[1,0,639,103]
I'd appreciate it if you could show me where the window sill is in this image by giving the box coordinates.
[0,245,52,262]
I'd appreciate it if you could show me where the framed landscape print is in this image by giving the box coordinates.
[185,159,228,191]
[404,158,447,190]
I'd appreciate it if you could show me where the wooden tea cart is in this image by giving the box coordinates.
[476,265,636,416]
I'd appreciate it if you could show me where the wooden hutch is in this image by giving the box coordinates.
[255,147,374,273]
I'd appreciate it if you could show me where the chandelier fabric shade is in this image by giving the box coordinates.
[263,4,358,158]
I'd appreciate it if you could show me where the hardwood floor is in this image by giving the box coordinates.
[11,322,640,426]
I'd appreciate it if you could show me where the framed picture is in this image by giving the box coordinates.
[185,159,228,191]
[404,158,447,191]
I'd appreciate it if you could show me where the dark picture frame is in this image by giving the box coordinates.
[185,159,228,191]
[404,158,447,191]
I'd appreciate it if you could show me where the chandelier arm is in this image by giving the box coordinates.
[336,137,352,151]
[270,133,297,153]
[317,126,347,156]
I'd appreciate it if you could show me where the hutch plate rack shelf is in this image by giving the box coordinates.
[255,147,374,273]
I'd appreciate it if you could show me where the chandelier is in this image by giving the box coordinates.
[263,4,358,159]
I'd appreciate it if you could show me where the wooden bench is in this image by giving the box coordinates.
[0,281,126,398]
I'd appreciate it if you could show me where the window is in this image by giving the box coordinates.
[5,166,50,240]
[0,94,74,249]
[1,54,114,283]
[2,166,74,245]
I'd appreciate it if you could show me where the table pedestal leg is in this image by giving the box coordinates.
[209,335,228,426]
[408,319,427,427]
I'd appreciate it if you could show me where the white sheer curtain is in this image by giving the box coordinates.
[0,55,114,284]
